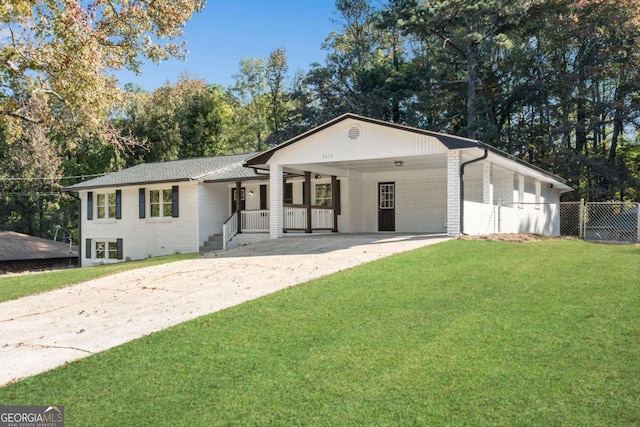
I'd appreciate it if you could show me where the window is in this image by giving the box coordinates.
[144,187,178,219]
[259,185,267,210]
[231,187,246,212]
[97,192,116,219]
[315,183,332,206]
[150,189,173,217]
[284,182,293,204]
[519,176,525,205]
[89,238,123,260]
[379,183,395,209]
[96,241,118,259]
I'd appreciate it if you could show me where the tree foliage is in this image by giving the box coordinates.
[1,0,205,146]
[2,0,640,240]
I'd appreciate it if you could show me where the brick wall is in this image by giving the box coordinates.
[80,182,201,266]
[340,172,447,233]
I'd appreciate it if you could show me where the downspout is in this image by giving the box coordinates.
[459,148,488,235]
[68,191,81,266]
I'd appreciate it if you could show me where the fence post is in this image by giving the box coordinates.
[636,202,640,243]
[579,198,585,239]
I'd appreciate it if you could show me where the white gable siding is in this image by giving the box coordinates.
[268,119,448,166]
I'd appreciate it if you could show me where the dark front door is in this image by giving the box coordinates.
[378,182,395,231]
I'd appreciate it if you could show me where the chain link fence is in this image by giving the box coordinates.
[560,200,639,244]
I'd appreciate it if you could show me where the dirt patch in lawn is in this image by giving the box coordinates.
[459,233,577,243]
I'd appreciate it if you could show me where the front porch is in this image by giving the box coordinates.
[222,206,336,250]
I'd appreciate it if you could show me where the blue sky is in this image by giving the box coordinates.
[116,0,339,91]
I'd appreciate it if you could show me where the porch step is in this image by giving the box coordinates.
[200,234,224,253]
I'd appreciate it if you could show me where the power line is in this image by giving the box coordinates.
[1,192,65,196]
[0,173,108,182]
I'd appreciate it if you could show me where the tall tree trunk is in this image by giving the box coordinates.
[575,46,588,154]
[466,37,478,139]
[608,86,624,161]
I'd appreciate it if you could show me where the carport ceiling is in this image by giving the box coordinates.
[288,154,448,175]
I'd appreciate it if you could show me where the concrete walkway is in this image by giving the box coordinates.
[0,233,448,386]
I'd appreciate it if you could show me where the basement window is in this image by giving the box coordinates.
[96,241,118,260]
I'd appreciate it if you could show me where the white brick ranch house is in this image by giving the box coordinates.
[66,113,575,267]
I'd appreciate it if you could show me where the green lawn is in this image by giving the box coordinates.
[1,240,638,426]
[0,253,201,303]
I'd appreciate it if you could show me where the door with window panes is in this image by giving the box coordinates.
[378,182,395,231]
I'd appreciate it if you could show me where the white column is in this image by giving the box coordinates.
[269,164,284,239]
[447,151,461,236]
[483,162,493,205]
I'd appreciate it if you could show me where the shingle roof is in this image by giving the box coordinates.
[65,153,260,190]
[0,231,77,261]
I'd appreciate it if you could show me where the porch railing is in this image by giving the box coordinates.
[222,207,334,250]
[284,206,334,230]
[241,210,269,232]
[312,207,334,229]
[222,211,238,250]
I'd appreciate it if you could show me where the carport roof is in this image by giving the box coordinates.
[245,113,576,191]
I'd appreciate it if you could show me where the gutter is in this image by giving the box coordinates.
[245,164,304,179]
[459,148,488,235]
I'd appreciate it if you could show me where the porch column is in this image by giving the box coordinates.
[304,171,312,233]
[269,164,284,239]
[483,162,493,205]
[331,175,338,232]
[235,181,242,234]
[447,151,461,236]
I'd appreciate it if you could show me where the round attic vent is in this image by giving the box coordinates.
[348,125,361,140]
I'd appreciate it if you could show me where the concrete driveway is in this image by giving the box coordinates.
[0,233,448,386]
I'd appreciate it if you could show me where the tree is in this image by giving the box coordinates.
[0,95,65,237]
[307,0,401,121]
[1,0,205,146]
[232,58,269,151]
[393,0,538,139]
[117,76,238,164]
[266,48,289,138]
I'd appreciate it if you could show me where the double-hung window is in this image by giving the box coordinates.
[90,190,120,220]
[150,189,173,218]
[139,186,178,219]
[97,193,116,219]
[88,238,123,261]
[96,241,118,260]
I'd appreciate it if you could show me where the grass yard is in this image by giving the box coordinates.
[0,253,201,303]
[1,239,638,426]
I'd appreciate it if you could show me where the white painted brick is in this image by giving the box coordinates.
[80,182,201,266]
[447,151,461,236]
[269,164,283,239]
